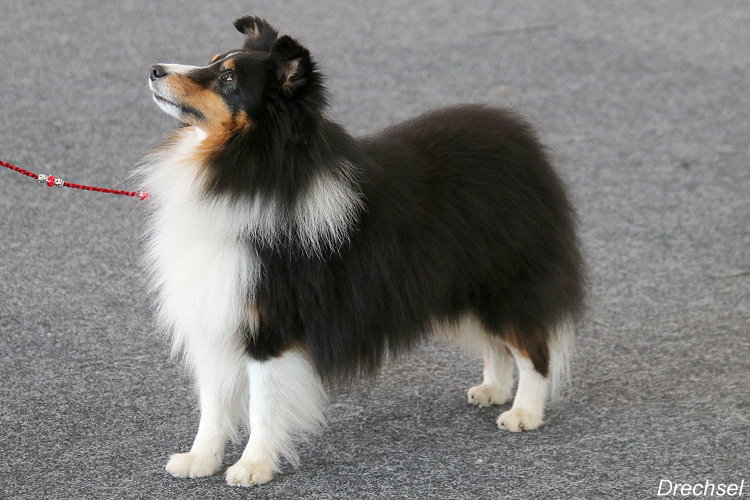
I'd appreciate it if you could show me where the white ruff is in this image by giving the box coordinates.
[139,127,257,363]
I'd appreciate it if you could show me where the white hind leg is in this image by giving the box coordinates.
[467,342,514,407]
[497,347,547,432]
[496,320,573,431]
[435,315,515,407]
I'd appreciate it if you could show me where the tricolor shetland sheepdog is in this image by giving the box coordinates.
[139,16,584,487]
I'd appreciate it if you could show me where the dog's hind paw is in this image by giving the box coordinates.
[165,452,221,478]
[497,407,543,432]
[225,460,274,487]
[467,383,511,407]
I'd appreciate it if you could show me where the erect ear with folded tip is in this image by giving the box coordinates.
[234,16,278,52]
[269,35,314,97]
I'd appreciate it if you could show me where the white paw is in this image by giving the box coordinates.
[225,460,275,487]
[497,407,543,432]
[467,383,511,407]
[165,452,221,478]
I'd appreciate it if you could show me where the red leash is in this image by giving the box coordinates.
[1,159,148,201]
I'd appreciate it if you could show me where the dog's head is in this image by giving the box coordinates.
[148,17,323,135]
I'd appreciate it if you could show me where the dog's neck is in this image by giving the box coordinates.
[140,126,363,256]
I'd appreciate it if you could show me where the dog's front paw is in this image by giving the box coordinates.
[497,407,543,432]
[225,460,274,487]
[165,452,221,478]
[467,383,511,407]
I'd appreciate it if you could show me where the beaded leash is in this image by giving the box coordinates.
[0,159,148,201]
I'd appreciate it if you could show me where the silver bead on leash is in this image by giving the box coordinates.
[37,173,64,187]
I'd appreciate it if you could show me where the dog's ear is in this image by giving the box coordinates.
[269,35,315,97]
[234,16,278,52]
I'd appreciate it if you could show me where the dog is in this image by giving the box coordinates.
[139,16,584,487]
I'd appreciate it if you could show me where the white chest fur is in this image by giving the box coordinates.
[140,128,258,360]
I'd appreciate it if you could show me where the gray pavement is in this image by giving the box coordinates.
[1,1,748,499]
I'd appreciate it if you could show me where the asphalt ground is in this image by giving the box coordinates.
[1,1,748,498]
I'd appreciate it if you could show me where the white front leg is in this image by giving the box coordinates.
[226,349,328,487]
[166,347,248,478]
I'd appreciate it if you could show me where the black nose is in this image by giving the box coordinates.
[150,64,167,80]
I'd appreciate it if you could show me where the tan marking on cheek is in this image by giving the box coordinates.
[187,89,233,127]
[166,75,233,129]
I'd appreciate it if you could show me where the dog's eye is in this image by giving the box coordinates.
[220,70,235,83]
